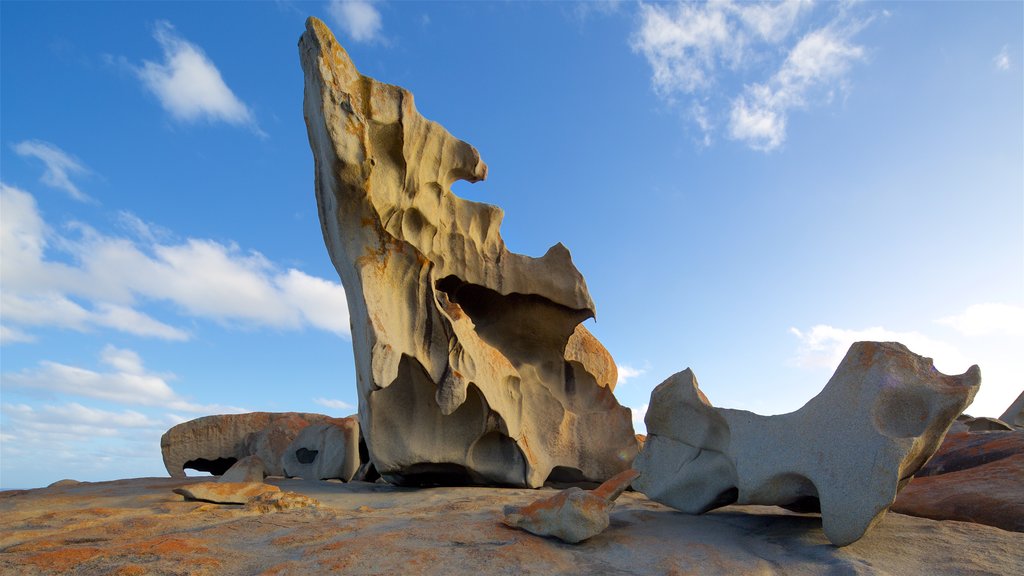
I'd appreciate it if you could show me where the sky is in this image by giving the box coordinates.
[1,1,1021,490]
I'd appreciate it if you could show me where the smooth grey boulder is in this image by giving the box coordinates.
[282,416,361,481]
[298,17,636,487]
[634,341,981,546]
[219,455,267,483]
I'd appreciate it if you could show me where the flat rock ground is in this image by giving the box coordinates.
[1,477,1021,575]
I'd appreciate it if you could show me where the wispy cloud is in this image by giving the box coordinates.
[616,363,647,386]
[313,397,355,412]
[136,21,262,134]
[12,140,92,202]
[632,1,871,151]
[1,182,350,344]
[328,0,384,44]
[2,345,246,414]
[729,23,865,150]
[994,45,1011,71]
[788,324,968,373]
[937,303,1024,338]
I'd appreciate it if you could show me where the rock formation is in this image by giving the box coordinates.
[893,429,1024,531]
[298,17,636,487]
[633,341,981,546]
[281,416,361,481]
[161,412,332,478]
[173,482,280,505]
[1001,389,1024,427]
[220,455,267,483]
[503,469,639,543]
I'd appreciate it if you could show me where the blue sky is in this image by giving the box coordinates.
[1,1,1021,490]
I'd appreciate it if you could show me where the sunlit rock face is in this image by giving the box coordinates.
[298,17,636,487]
[161,412,332,478]
[634,341,981,546]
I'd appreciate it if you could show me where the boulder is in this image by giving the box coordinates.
[220,455,267,483]
[503,469,639,543]
[633,341,980,546]
[298,17,637,488]
[959,416,1013,432]
[893,430,1024,531]
[281,416,361,481]
[173,482,280,505]
[160,412,331,478]
[1001,390,1024,427]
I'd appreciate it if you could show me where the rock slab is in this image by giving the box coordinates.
[893,430,1024,531]
[3,477,1022,575]
[298,16,636,487]
[173,481,280,505]
[634,341,981,546]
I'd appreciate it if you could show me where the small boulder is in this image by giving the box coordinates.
[219,455,267,483]
[281,416,360,481]
[173,482,279,505]
[503,469,639,544]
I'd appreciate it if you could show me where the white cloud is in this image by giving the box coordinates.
[136,21,261,133]
[12,140,92,202]
[994,45,1011,71]
[0,183,350,343]
[0,326,36,345]
[632,1,869,151]
[328,0,384,44]
[2,345,245,414]
[728,25,864,150]
[788,324,970,374]
[313,397,355,411]
[937,303,1024,338]
[616,364,646,386]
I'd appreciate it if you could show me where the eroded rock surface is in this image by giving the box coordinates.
[893,430,1024,531]
[4,477,1022,575]
[503,469,639,543]
[298,17,636,487]
[634,341,981,546]
[282,416,361,481]
[160,412,331,478]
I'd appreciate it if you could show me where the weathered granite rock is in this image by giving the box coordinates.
[634,341,981,546]
[161,412,331,478]
[5,477,1023,574]
[298,17,636,487]
[282,416,361,481]
[893,430,1024,531]
[244,491,321,513]
[220,455,267,483]
[173,482,280,505]
[1001,390,1024,427]
[959,416,1014,432]
[503,469,639,543]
